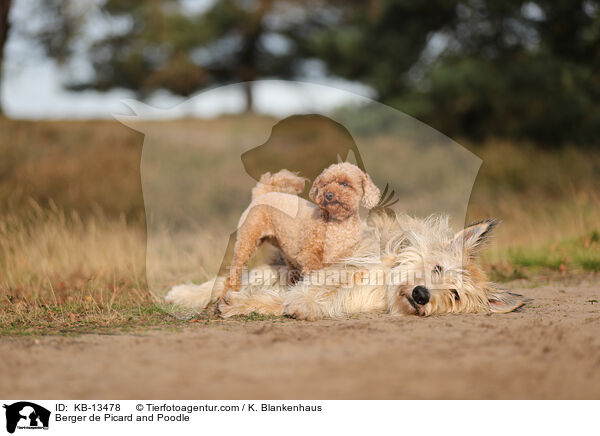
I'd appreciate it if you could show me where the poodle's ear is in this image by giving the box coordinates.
[309,173,322,202]
[361,173,381,209]
[451,219,498,256]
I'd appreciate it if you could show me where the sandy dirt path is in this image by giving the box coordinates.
[1,277,599,399]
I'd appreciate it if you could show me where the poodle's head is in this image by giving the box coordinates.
[309,162,380,220]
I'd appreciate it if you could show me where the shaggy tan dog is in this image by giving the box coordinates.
[223,162,381,293]
[166,213,527,318]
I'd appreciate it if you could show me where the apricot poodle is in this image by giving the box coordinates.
[223,162,380,294]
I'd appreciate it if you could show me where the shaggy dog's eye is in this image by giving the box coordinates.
[433,265,443,274]
[339,181,350,187]
[451,289,460,301]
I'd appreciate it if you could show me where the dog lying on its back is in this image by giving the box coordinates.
[223,162,381,294]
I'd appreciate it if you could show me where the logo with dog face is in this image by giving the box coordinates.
[3,402,50,434]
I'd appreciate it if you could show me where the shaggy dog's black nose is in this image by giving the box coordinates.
[412,286,430,305]
[325,192,334,201]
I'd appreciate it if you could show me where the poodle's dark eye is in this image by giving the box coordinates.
[451,289,460,301]
[433,265,443,274]
[339,181,349,187]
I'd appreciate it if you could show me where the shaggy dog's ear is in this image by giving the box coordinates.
[309,173,322,203]
[361,173,380,209]
[486,289,528,313]
[451,219,498,255]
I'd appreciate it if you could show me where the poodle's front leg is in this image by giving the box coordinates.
[225,207,273,295]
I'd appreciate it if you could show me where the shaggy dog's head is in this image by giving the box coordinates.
[372,214,526,316]
[309,162,380,220]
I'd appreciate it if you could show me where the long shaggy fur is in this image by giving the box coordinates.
[166,213,526,318]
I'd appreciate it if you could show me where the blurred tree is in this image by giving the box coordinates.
[69,0,312,112]
[22,0,87,63]
[0,0,12,115]
[292,0,458,101]
[399,0,600,146]
[3,0,598,145]
[1,0,88,114]
[300,0,600,146]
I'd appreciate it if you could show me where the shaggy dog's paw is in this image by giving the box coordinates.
[165,283,212,308]
[282,301,319,321]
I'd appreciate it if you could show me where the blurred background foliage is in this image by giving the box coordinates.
[1,0,599,146]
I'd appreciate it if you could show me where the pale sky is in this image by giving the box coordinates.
[1,0,374,120]
[2,59,374,119]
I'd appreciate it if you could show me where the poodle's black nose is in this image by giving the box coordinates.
[412,286,430,305]
[325,191,334,201]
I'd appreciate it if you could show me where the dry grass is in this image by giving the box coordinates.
[465,141,600,279]
[0,203,160,335]
[0,203,144,294]
[0,118,145,218]
[0,118,598,334]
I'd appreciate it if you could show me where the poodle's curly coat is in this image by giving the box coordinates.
[223,162,380,293]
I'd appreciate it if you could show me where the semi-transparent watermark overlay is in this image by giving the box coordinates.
[238,266,462,289]
[114,80,481,314]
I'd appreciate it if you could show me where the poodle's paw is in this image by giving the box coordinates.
[216,292,242,318]
[165,282,212,309]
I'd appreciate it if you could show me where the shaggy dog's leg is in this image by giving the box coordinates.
[218,289,284,317]
[282,284,336,320]
[166,276,226,308]
[282,270,352,320]
[283,268,386,320]
[218,264,287,316]
[167,265,285,312]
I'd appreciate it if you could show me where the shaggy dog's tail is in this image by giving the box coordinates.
[251,170,307,200]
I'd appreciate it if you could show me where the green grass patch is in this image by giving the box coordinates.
[489,266,528,282]
[506,230,600,272]
[0,300,292,336]
[509,248,565,270]
[0,302,188,336]
[576,256,600,272]
[242,312,287,322]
